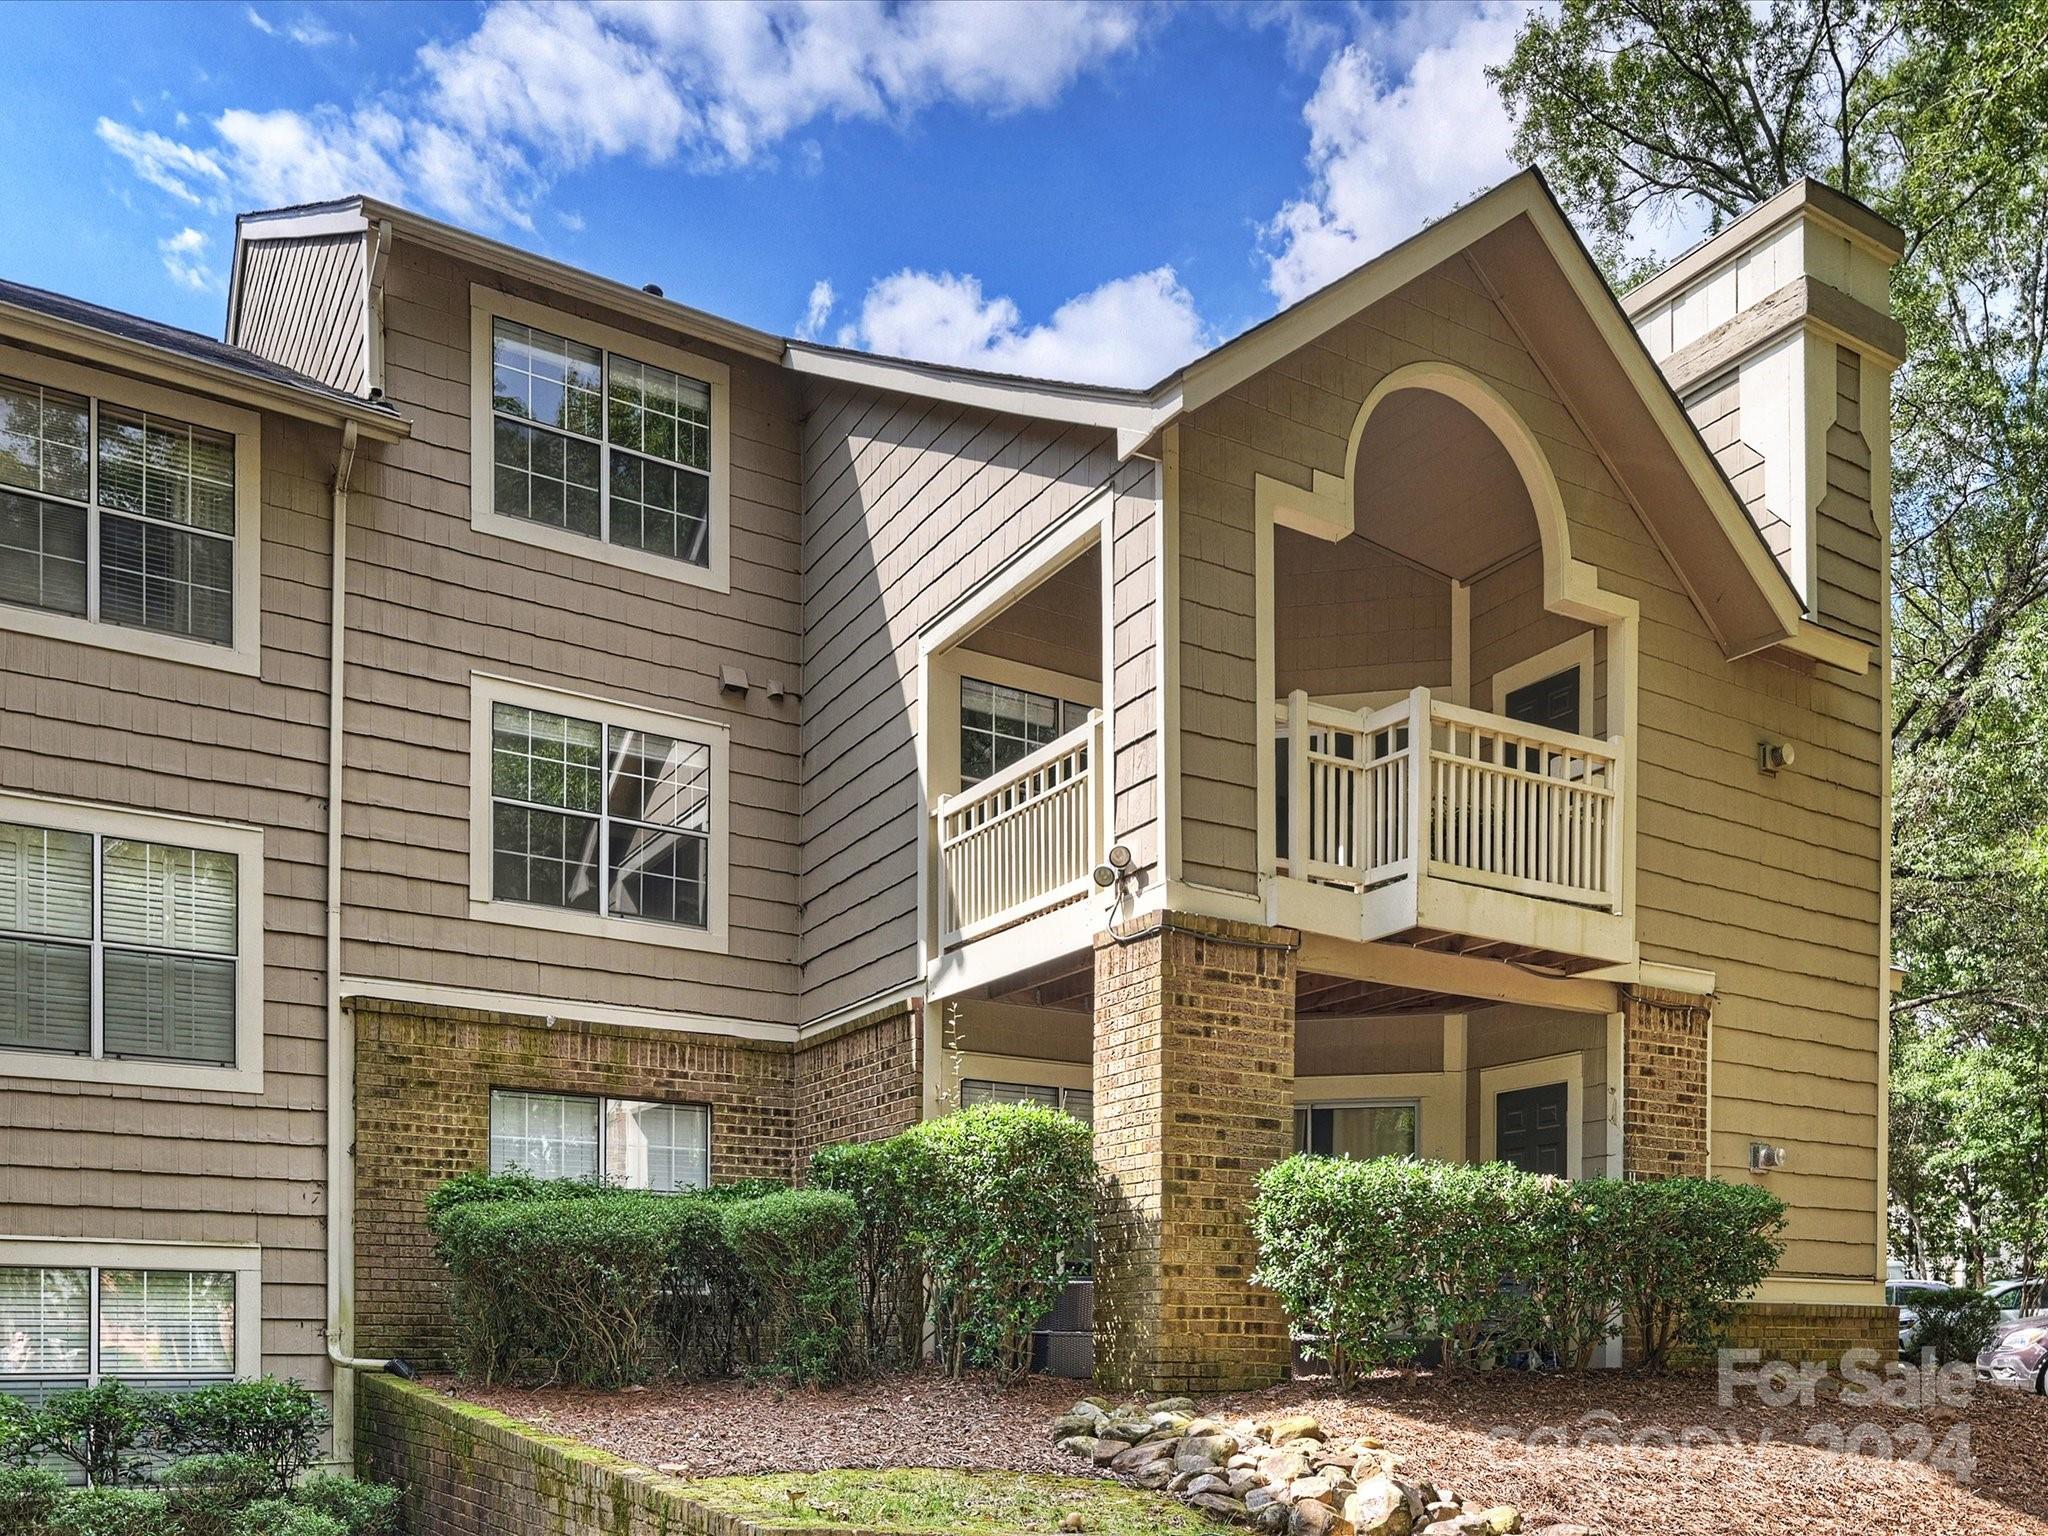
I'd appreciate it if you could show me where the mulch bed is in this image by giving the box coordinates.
[445,1368,2048,1535]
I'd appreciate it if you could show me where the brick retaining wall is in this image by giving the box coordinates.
[357,1373,777,1535]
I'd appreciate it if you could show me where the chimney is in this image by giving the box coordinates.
[1626,179,1905,644]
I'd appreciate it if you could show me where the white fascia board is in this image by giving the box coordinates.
[785,342,1178,459]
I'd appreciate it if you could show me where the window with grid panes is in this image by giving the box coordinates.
[0,821,239,1067]
[0,375,236,645]
[958,677,1091,787]
[489,319,712,567]
[488,703,712,928]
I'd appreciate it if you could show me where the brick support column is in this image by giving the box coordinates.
[1621,985,1710,1178]
[1092,913,1296,1394]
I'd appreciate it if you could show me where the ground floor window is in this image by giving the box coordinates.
[488,1087,709,1192]
[0,1263,235,1403]
[1294,1101,1419,1160]
[959,1077,1093,1127]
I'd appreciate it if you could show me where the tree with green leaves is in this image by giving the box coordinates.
[1495,0,2048,1279]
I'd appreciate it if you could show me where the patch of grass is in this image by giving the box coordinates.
[677,1468,1228,1534]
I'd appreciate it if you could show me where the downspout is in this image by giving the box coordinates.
[323,423,413,1468]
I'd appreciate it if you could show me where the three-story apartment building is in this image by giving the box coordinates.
[0,171,1898,1443]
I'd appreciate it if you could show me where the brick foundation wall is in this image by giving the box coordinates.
[792,1000,923,1175]
[1726,1301,1899,1363]
[351,999,795,1366]
[1621,985,1710,1178]
[1092,913,1296,1395]
[358,1373,778,1535]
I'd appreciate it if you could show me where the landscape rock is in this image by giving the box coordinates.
[1049,1396,1511,1534]
[1262,1414,1326,1445]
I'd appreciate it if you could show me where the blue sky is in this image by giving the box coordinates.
[0,1,1560,386]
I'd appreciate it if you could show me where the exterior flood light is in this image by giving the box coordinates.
[1093,844,1136,889]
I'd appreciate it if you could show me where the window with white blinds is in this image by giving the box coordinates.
[960,1078,1094,1127]
[0,374,238,646]
[0,1264,233,1388]
[489,1089,710,1192]
[0,820,239,1067]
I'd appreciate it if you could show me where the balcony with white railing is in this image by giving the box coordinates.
[934,710,1106,954]
[1271,686,1632,969]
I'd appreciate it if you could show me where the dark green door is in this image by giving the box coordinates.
[1496,1082,1568,1175]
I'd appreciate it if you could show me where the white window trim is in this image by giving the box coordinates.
[1488,632,1595,734]
[467,285,732,594]
[1293,1096,1424,1158]
[0,342,262,676]
[1478,1051,1585,1178]
[0,791,264,1093]
[488,1086,713,1191]
[467,671,732,953]
[0,1236,262,1382]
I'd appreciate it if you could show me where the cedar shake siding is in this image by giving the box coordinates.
[1167,249,1884,1278]
[796,382,1120,1021]
[339,234,805,1025]
[0,407,345,1398]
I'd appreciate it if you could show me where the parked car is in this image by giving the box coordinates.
[1887,1278,1952,1355]
[1977,1312,2048,1392]
[1983,1278,2048,1319]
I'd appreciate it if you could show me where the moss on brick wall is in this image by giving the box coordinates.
[357,1372,762,1535]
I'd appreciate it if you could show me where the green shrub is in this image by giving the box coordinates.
[810,1137,929,1368]
[1614,1178,1784,1368]
[1905,1288,2002,1364]
[292,1476,399,1536]
[697,1179,788,1205]
[227,1500,346,1536]
[0,1466,64,1531]
[430,1189,706,1386]
[0,1396,35,1468]
[1252,1159,1785,1379]
[722,1190,861,1385]
[906,1104,1095,1379]
[45,1487,171,1536]
[14,1382,165,1488]
[162,1382,325,1495]
[158,1456,273,1536]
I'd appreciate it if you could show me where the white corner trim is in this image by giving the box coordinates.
[467,284,732,594]
[0,791,265,1094]
[466,671,732,955]
[0,1236,264,1380]
[0,341,263,677]
[1478,1051,1586,1178]
[1488,631,1596,728]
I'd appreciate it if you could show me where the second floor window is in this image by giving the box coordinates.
[0,820,239,1067]
[489,702,712,929]
[0,375,236,646]
[959,677,1090,786]
[489,319,712,568]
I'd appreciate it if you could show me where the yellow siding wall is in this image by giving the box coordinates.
[1169,251,1884,1281]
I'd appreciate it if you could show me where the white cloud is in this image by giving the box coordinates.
[841,266,1208,387]
[247,8,343,46]
[158,227,217,291]
[795,279,835,341]
[95,119,226,205]
[1261,3,1525,305]
[101,0,1149,240]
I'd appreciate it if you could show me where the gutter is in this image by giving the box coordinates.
[323,423,413,1462]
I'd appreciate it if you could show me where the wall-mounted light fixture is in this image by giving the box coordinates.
[1749,1142,1788,1172]
[1757,740,1796,776]
[1092,843,1135,890]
